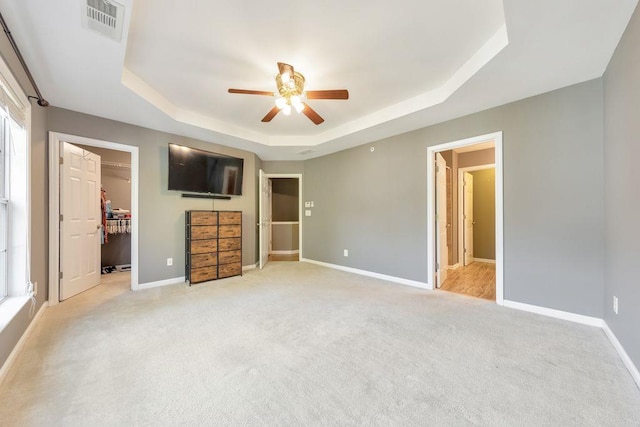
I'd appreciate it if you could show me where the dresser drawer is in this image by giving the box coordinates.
[218,250,241,265]
[190,266,217,283]
[219,211,241,225]
[191,253,217,268]
[219,225,241,238]
[218,238,241,251]
[218,263,241,278]
[191,225,217,240]
[190,211,218,226]
[191,239,217,254]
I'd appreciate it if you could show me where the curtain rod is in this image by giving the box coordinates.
[0,11,49,107]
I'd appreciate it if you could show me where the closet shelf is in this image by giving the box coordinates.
[102,160,131,170]
[106,218,131,234]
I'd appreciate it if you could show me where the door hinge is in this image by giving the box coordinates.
[59,271,63,279]
[59,157,64,165]
[59,214,63,222]
[436,262,440,271]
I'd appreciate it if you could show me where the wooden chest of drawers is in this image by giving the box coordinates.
[185,210,242,284]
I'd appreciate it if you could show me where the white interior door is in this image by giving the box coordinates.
[258,170,270,269]
[436,153,448,287]
[464,171,474,265]
[60,142,101,300]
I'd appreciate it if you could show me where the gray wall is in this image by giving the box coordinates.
[261,161,304,174]
[272,224,299,252]
[458,148,495,168]
[47,107,259,283]
[470,168,496,260]
[0,40,48,369]
[304,79,605,317]
[272,178,299,222]
[603,4,640,369]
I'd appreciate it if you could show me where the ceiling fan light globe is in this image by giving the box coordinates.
[294,102,305,113]
[283,104,292,116]
[275,96,287,109]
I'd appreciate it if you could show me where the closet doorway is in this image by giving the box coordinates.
[48,132,139,305]
[265,174,302,263]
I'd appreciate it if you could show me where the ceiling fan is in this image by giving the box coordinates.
[228,62,349,125]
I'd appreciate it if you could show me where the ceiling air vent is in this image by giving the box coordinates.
[82,0,125,42]
[297,149,316,156]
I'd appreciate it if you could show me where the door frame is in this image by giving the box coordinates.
[48,132,139,305]
[426,131,503,304]
[458,164,494,267]
[264,173,303,260]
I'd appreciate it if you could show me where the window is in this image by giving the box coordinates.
[0,56,29,305]
[0,116,6,302]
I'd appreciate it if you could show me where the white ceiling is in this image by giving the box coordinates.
[0,0,637,160]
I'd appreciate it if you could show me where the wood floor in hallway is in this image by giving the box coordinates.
[268,253,299,261]
[440,262,496,301]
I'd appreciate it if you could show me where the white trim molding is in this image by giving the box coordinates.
[503,300,604,327]
[473,258,496,264]
[137,276,185,290]
[242,263,259,271]
[0,302,47,386]
[270,250,300,255]
[602,323,640,389]
[447,263,460,270]
[302,258,428,290]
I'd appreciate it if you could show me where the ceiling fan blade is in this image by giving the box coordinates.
[262,106,280,122]
[228,89,275,96]
[305,90,349,100]
[277,62,294,77]
[302,103,324,125]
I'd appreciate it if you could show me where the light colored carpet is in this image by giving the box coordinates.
[1,262,639,425]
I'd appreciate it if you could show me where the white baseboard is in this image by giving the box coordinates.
[447,263,460,270]
[301,258,428,290]
[502,300,604,327]
[269,250,299,255]
[242,263,258,271]
[473,258,496,264]
[137,276,185,290]
[602,322,640,389]
[0,302,48,387]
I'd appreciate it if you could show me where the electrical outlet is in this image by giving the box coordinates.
[304,201,311,208]
[613,296,619,314]
[167,258,173,266]
[344,249,349,257]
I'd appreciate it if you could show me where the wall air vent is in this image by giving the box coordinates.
[82,0,125,42]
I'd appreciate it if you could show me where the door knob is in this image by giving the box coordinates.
[97,224,102,230]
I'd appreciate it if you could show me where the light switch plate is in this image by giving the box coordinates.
[304,202,311,208]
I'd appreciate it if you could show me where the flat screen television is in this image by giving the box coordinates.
[168,143,244,196]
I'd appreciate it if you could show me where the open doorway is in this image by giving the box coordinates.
[258,172,302,268]
[48,132,139,305]
[426,132,503,304]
